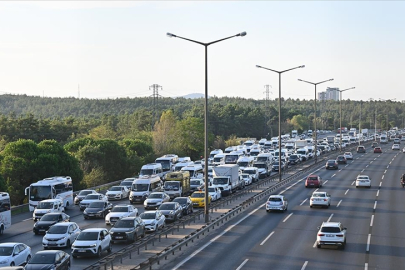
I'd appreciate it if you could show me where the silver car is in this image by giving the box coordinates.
[143,192,170,210]
[42,222,81,249]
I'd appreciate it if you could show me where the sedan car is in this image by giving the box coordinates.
[158,202,183,222]
[336,155,347,164]
[0,243,31,267]
[105,204,138,225]
[356,175,371,188]
[33,212,70,235]
[143,192,170,210]
[208,186,222,201]
[172,197,193,215]
[305,174,323,188]
[42,222,81,249]
[265,195,288,212]
[190,191,211,207]
[25,250,70,270]
[343,152,353,160]
[79,193,108,211]
[316,222,347,249]
[109,216,145,243]
[310,192,331,208]
[374,146,382,153]
[139,210,166,233]
[74,189,98,205]
[392,144,400,150]
[325,160,338,170]
[83,201,113,219]
[105,186,130,201]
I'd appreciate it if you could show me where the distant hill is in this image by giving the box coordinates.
[180,93,205,99]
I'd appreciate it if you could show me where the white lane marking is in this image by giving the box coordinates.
[361,169,365,173]
[283,213,293,223]
[236,259,249,270]
[345,189,349,195]
[367,234,371,252]
[331,174,336,178]
[387,165,390,169]
[339,169,342,172]
[172,207,259,269]
[314,188,319,192]
[370,215,374,227]
[356,157,359,160]
[279,189,286,194]
[365,263,368,270]
[376,190,380,197]
[384,170,387,174]
[351,181,355,186]
[23,218,32,222]
[382,175,384,180]
[366,165,369,168]
[300,198,308,206]
[324,180,328,184]
[374,201,377,210]
[260,231,275,246]
[313,241,317,248]
[379,182,382,187]
[374,158,377,160]
[301,261,308,270]
[370,161,373,164]
[327,213,334,222]
[337,200,342,207]
[345,165,348,167]
[389,161,392,165]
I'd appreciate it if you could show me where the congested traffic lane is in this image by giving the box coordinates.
[167,143,405,270]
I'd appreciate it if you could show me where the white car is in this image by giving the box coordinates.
[403,147,405,153]
[356,175,371,188]
[105,204,138,225]
[71,228,112,258]
[240,173,253,185]
[79,193,108,210]
[310,191,331,208]
[106,186,130,200]
[392,144,400,150]
[316,222,347,249]
[344,152,353,160]
[74,189,98,205]
[42,222,81,249]
[139,210,166,233]
[143,192,170,210]
[208,186,222,201]
[265,195,288,212]
[0,242,31,267]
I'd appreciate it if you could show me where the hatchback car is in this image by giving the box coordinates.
[109,216,145,243]
[357,145,366,153]
[158,202,183,222]
[265,195,288,212]
[190,191,211,207]
[372,141,379,148]
[374,147,382,153]
[143,192,170,210]
[208,186,222,201]
[0,243,31,267]
[105,204,138,225]
[240,173,252,185]
[71,228,112,258]
[316,222,347,249]
[83,201,113,219]
[356,175,371,188]
[305,175,323,188]
[42,222,81,249]
[139,210,166,232]
[336,155,347,164]
[343,152,353,160]
[325,160,338,170]
[394,138,400,144]
[25,250,70,270]
[172,197,193,215]
[392,144,400,150]
[310,192,331,208]
[33,212,70,235]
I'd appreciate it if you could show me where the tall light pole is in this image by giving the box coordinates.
[256,64,305,181]
[379,98,396,131]
[298,78,333,163]
[338,87,355,151]
[359,101,362,145]
[167,31,246,223]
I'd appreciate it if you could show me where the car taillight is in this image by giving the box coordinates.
[318,233,324,236]
[311,198,314,201]
[336,234,344,237]
[324,199,327,201]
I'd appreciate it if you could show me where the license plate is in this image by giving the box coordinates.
[135,199,141,201]
[116,236,123,239]
[88,214,94,216]
[193,203,198,206]
[326,234,334,237]
[79,249,86,252]
[39,229,45,232]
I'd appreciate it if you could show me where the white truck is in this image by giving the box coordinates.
[212,164,240,196]
[295,140,308,149]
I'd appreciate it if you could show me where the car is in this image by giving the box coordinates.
[336,155,347,164]
[316,222,347,249]
[105,186,130,200]
[305,174,323,188]
[356,175,371,188]
[25,250,70,270]
[172,197,194,215]
[83,201,113,219]
[288,154,301,165]
[71,228,112,258]
[105,204,139,225]
[343,152,353,160]
[189,179,205,192]
[139,210,166,232]
[325,160,338,170]
[240,173,253,186]
[357,145,366,153]
[0,243,31,267]
[310,192,331,208]
[372,141,379,148]
[109,216,146,243]
[32,199,65,221]
[208,186,222,201]
[42,222,81,250]
[265,195,288,212]
[272,161,286,171]
[403,147,405,153]
[394,138,400,144]
[392,144,400,150]
[79,193,108,211]
[33,212,70,235]
[374,146,382,153]
[143,192,170,210]
[158,202,183,222]
[74,190,98,205]
[190,191,211,207]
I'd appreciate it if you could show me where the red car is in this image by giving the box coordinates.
[374,147,382,153]
[305,174,323,188]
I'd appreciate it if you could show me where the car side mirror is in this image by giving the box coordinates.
[344,227,347,230]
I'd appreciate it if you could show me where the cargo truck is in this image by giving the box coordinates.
[163,171,190,199]
[212,164,240,196]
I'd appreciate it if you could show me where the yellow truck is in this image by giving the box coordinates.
[164,171,190,199]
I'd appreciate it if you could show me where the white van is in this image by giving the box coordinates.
[256,153,273,168]
[33,198,64,221]
[129,175,162,204]
[139,163,164,179]
[173,161,194,172]
[213,154,225,166]
[243,167,259,182]
[237,156,254,171]
[181,164,204,179]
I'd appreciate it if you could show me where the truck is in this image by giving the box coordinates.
[361,129,368,137]
[326,136,335,144]
[212,164,240,196]
[163,171,190,199]
[295,140,308,149]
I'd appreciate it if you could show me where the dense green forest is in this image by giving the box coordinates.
[0,94,403,205]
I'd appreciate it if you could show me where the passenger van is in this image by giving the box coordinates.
[256,153,273,168]
[139,163,164,179]
[129,175,162,204]
[213,154,225,166]
[173,161,194,172]
[181,164,204,179]
[237,156,254,171]
[33,199,64,221]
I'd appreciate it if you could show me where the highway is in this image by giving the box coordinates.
[165,142,405,270]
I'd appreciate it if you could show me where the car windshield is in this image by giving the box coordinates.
[208,188,216,192]
[312,193,326,197]
[148,194,162,199]
[173,198,186,204]
[268,197,281,202]
[159,204,175,210]
[79,190,93,196]
[84,194,99,200]
[238,162,248,167]
[111,206,128,212]
[47,225,68,234]
[321,227,341,233]
[327,161,335,164]
[40,214,59,221]
[0,246,13,256]
[358,176,369,180]
[132,184,149,192]
[88,202,104,208]
[290,155,298,159]
[29,253,56,264]
[213,178,228,185]
[164,182,179,191]
[114,220,134,228]
[77,231,99,240]
[308,176,318,181]
[190,180,201,185]
[140,212,156,219]
[191,193,204,198]
[255,163,266,169]
[37,202,53,209]
[244,170,255,174]
[110,187,122,191]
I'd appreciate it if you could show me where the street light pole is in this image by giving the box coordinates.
[298,78,333,163]
[256,64,305,181]
[167,31,246,223]
[338,87,355,151]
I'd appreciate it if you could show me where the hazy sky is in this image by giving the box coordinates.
[0,1,404,101]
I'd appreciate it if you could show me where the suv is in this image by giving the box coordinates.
[357,145,366,153]
[71,228,112,258]
[109,216,145,243]
[316,222,347,249]
[325,160,338,170]
[305,175,323,188]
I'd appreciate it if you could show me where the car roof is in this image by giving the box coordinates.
[143,210,158,214]
[269,195,284,198]
[307,174,318,177]
[114,204,131,207]
[44,212,63,216]
[321,221,341,227]
[82,228,106,232]
[0,242,21,247]
[357,175,370,178]
[34,250,64,255]
[51,222,76,226]
[120,216,137,220]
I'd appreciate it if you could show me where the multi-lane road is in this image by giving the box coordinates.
[166,142,405,270]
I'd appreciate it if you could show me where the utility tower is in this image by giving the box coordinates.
[150,84,163,129]
[264,85,272,137]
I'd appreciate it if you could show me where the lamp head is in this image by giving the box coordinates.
[239,31,247,37]
[167,32,177,38]
[256,65,262,68]
[299,65,305,68]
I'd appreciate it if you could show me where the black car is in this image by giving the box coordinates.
[357,145,366,153]
[288,154,301,165]
[83,201,113,219]
[158,202,183,222]
[33,213,70,235]
[172,197,193,215]
[25,250,70,270]
[336,155,347,164]
[326,160,339,170]
[109,216,146,243]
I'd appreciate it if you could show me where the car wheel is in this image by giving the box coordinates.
[10,262,15,266]
[317,244,321,248]
[142,230,146,238]
[108,242,112,252]
[310,205,312,208]
[133,233,137,242]
[66,239,71,248]
[96,247,102,257]
[0,226,3,235]
[26,254,31,263]
[72,255,77,259]
[84,216,88,220]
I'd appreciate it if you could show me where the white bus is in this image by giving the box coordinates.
[0,192,11,235]
[25,176,73,211]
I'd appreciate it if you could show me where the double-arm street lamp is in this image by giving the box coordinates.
[298,78,333,163]
[256,64,305,182]
[167,31,246,223]
[338,87,355,151]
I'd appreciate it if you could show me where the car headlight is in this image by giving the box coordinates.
[97,211,103,214]
[143,193,148,197]
[47,209,51,213]
[0,259,9,264]
[90,243,97,247]
[169,211,174,215]
[150,221,156,226]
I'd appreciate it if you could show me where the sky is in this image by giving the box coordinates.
[0,1,404,101]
